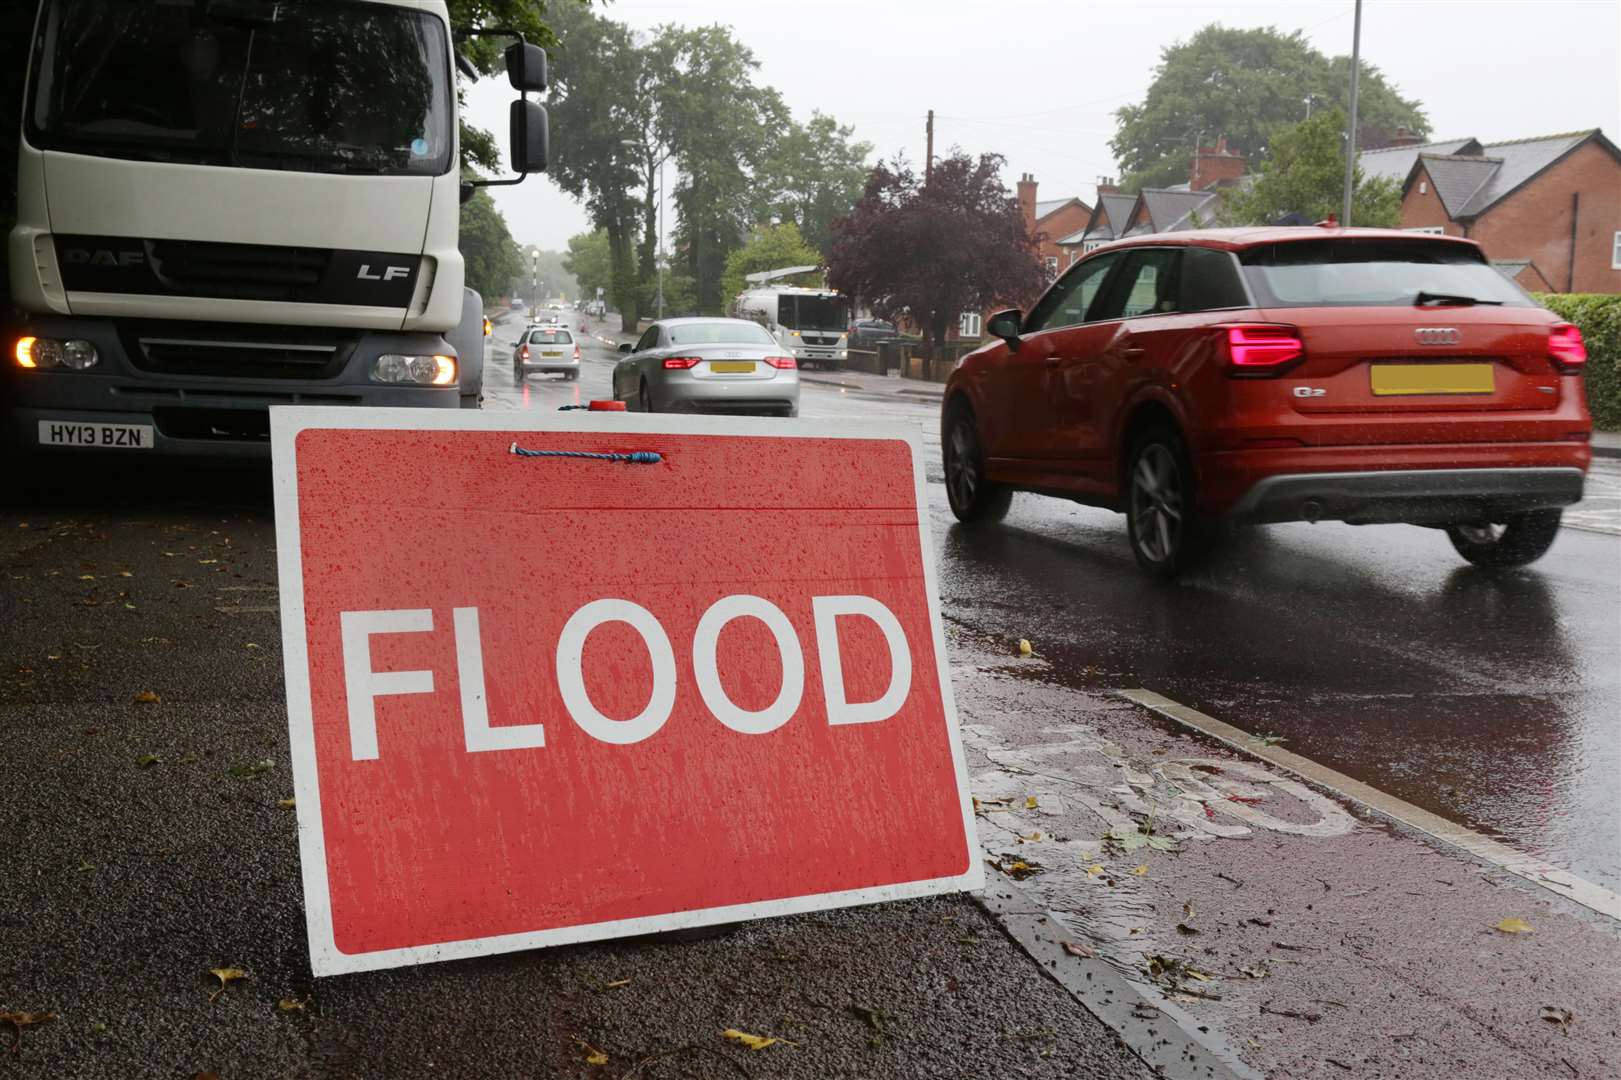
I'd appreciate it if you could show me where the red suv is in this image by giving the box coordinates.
[942,228,1591,575]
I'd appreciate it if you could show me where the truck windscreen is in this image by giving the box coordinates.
[26,0,453,177]
[776,296,849,331]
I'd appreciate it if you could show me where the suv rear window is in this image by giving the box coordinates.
[1239,239,1531,308]
[526,330,571,344]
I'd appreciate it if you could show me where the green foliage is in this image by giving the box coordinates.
[1112,24,1429,191]
[1219,109,1400,227]
[562,230,616,304]
[657,25,787,315]
[761,113,873,257]
[459,189,524,299]
[721,223,823,304]
[1536,294,1621,430]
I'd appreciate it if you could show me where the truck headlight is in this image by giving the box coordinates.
[373,354,457,386]
[13,336,98,370]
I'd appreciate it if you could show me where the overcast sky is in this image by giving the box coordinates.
[466,0,1621,253]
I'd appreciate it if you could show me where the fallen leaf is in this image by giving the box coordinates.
[1249,732,1287,747]
[1025,795,1039,810]
[228,760,274,779]
[722,1029,781,1051]
[1131,864,1149,876]
[78,574,96,581]
[244,643,260,650]
[208,967,248,1003]
[1085,864,1105,877]
[995,858,1044,880]
[3,1010,61,1057]
[1240,966,1270,979]
[133,690,161,704]
[78,860,95,873]
[1183,901,1194,917]
[604,978,632,989]
[277,798,296,810]
[135,753,163,768]
[118,571,133,578]
[1495,917,1534,934]
[198,559,218,565]
[1176,923,1199,935]
[1226,794,1265,806]
[1184,969,1211,982]
[1018,639,1033,657]
[277,998,306,1012]
[1061,940,1095,959]
[1539,1005,1572,1028]
[1021,832,1042,842]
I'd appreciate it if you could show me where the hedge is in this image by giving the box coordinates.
[1535,293,1621,430]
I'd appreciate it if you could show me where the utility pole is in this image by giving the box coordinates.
[925,110,934,186]
[1341,0,1363,227]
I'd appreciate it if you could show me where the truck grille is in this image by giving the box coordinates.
[147,240,332,302]
[122,321,352,380]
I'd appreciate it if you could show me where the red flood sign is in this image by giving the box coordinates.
[271,407,982,976]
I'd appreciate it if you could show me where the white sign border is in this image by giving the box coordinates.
[271,406,984,977]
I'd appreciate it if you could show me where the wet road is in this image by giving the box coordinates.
[498,318,1620,894]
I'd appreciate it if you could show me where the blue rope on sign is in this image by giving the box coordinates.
[509,442,663,465]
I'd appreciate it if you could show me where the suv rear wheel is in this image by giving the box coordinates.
[1445,510,1561,568]
[1126,427,1208,577]
[943,404,1012,524]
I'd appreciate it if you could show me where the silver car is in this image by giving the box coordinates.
[513,326,580,381]
[612,318,800,417]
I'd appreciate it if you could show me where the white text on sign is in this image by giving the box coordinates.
[340,595,913,760]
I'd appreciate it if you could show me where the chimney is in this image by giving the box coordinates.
[1096,176,1119,196]
[1017,173,1038,235]
[1189,135,1245,192]
[1389,126,1423,147]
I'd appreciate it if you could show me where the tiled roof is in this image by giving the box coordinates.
[1077,193,1139,242]
[1359,139,1480,184]
[1456,131,1596,216]
[1419,155,1503,217]
[1140,188,1221,232]
[1035,197,1087,221]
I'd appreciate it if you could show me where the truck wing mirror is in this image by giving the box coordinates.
[506,43,548,92]
[510,100,548,174]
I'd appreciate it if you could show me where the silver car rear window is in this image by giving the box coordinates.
[666,322,775,347]
[527,330,572,344]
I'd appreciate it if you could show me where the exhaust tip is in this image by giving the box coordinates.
[1301,498,1324,523]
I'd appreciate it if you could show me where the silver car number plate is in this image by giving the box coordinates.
[39,421,154,449]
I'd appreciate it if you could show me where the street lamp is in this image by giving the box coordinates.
[623,138,674,320]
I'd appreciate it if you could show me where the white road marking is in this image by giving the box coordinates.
[1121,688,1621,921]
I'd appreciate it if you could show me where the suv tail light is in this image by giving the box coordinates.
[1548,323,1587,374]
[662,356,703,369]
[520,345,530,360]
[1222,325,1304,377]
[764,355,796,369]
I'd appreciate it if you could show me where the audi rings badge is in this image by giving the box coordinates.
[1415,327,1461,346]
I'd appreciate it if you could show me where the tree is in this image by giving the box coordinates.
[1111,25,1429,191]
[1219,109,1401,227]
[542,3,648,330]
[761,113,873,257]
[656,25,787,315]
[720,223,823,304]
[829,153,1046,359]
[562,230,617,304]
[459,189,524,298]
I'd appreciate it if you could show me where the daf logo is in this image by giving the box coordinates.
[1415,327,1461,346]
[61,248,144,268]
[357,264,412,282]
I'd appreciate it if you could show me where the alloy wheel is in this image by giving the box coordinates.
[1131,443,1184,564]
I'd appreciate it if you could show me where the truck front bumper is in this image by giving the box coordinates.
[4,316,459,458]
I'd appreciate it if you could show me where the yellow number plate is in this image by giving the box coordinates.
[541,351,563,358]
[1370,363,1495,396]
[709,361,756,373]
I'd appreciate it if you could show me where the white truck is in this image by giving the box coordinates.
[732,277,850,371]
[6,0,548,455]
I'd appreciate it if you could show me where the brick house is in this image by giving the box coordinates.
[1360,129,1621,293]
[1015,174,1092,283]
[1058,139,1249,264]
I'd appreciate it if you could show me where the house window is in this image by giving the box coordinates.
[1044,256,1058,279]
[1083,240,1105,253]
[959,311,982,339]
[1419,181,1428,195]
[1613,230,1621,270]
[1403,226,1446,235]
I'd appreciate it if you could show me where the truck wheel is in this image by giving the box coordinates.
[942,403,1012,524]
[459,393,481,410]
[1125,426,1209,577]
[1446,511,1561,568]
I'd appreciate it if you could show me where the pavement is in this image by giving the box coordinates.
[1,319,1617,1079]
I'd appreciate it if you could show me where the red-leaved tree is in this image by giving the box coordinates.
[828,152,1045,358]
